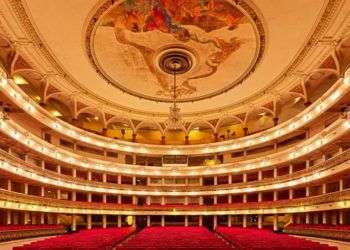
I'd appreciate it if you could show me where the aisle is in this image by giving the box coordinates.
[0,236,54,250]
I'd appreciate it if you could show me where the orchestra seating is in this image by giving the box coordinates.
[13,227,135,250]
[284,224,350,241]
[216,227,337,250]
[117,226,232,250]
[0,225,65,242]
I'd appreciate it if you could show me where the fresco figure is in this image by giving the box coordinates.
[102,0,246,98]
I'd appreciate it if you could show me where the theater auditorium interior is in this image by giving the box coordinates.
[0,0,350,249]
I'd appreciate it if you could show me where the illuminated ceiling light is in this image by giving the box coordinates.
[51,110,62,117]
[294,96,302,103]
[258,112,266,116]
[0,78,8,87]
[93,116,99,121]
[33,95,41,102]
[13,75,28,85]
[192,127,200,131]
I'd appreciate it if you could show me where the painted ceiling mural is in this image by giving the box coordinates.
[88,0,263,102]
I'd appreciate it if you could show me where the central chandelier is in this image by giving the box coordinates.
[159,48,193,130]
[164,61,183,130]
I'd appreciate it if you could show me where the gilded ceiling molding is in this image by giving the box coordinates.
[3,0,345,120]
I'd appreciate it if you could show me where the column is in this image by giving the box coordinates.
[322,211,327,224]
[305,213,310,224]
[7,179,11,191]
[24,183,28,195]
[228,215,232,227]
[6,210,11,225]
[71,215,77,231]
[102,215,107,228]
[228,195,232,204]
[273,168,278,179]
[117,215,122,227]
[40,213,45,224]
[147,216,151,227]
[72,168,77,178]
[132,154,136,165]
[306,160,310,169]
[24,212,30,225]
[289,164,293,174]
[117,175,121,185]
[102,173,107,183]
[56,214,61,225]
[213,195,217,205]
[339,179,344,191]
[103,194,107,204]
[228,175,232,184]
[41,186,45,197]
[273,214,278,231]
[199,197,204,205]
[57,189,61,200]
[258,214,262,229]
[146,196,151,205]
[87,214,92,229]
[184,196,188,205]
[273,191,278,201]
[185,216,188,227]
[214,176,218,185]
[243,173,247,183]
[161,196,165,205]
[213,216,217,229]
[258,193,262,202]
[118,195,122,204]
[199,177,203,186]
[339,211,344,225]
[289,189,293,199]
[72,191,76,201]
[132,176,136,185]
[88,193,92,202]
[243,194,247,203]
[243,215,247,228]
[305,187,310,197]
[132,196,137,205]
[161,216,165,227]
[87,171,92,181]
[199,216,203,226]
[322,183,326,194]
[258,171,262,181]
[57,165,61,174]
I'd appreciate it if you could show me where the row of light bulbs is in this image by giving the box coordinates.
[0,113,348,177]
[0,72,349,155]
[0,140,348,196]
[0,190,349,215]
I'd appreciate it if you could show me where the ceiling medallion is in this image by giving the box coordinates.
[86,0,266,103]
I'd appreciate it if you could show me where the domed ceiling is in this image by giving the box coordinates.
[87,0,263,102]
[0,0,347,121]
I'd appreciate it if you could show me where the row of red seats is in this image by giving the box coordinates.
[0,224,64,232]
[286,224,350,231]
[216,227,337,250]
[118,226,232,250]
[14,227,135,250]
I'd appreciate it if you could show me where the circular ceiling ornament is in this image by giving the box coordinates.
[158,47,194,75]
[86,0,266,103]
